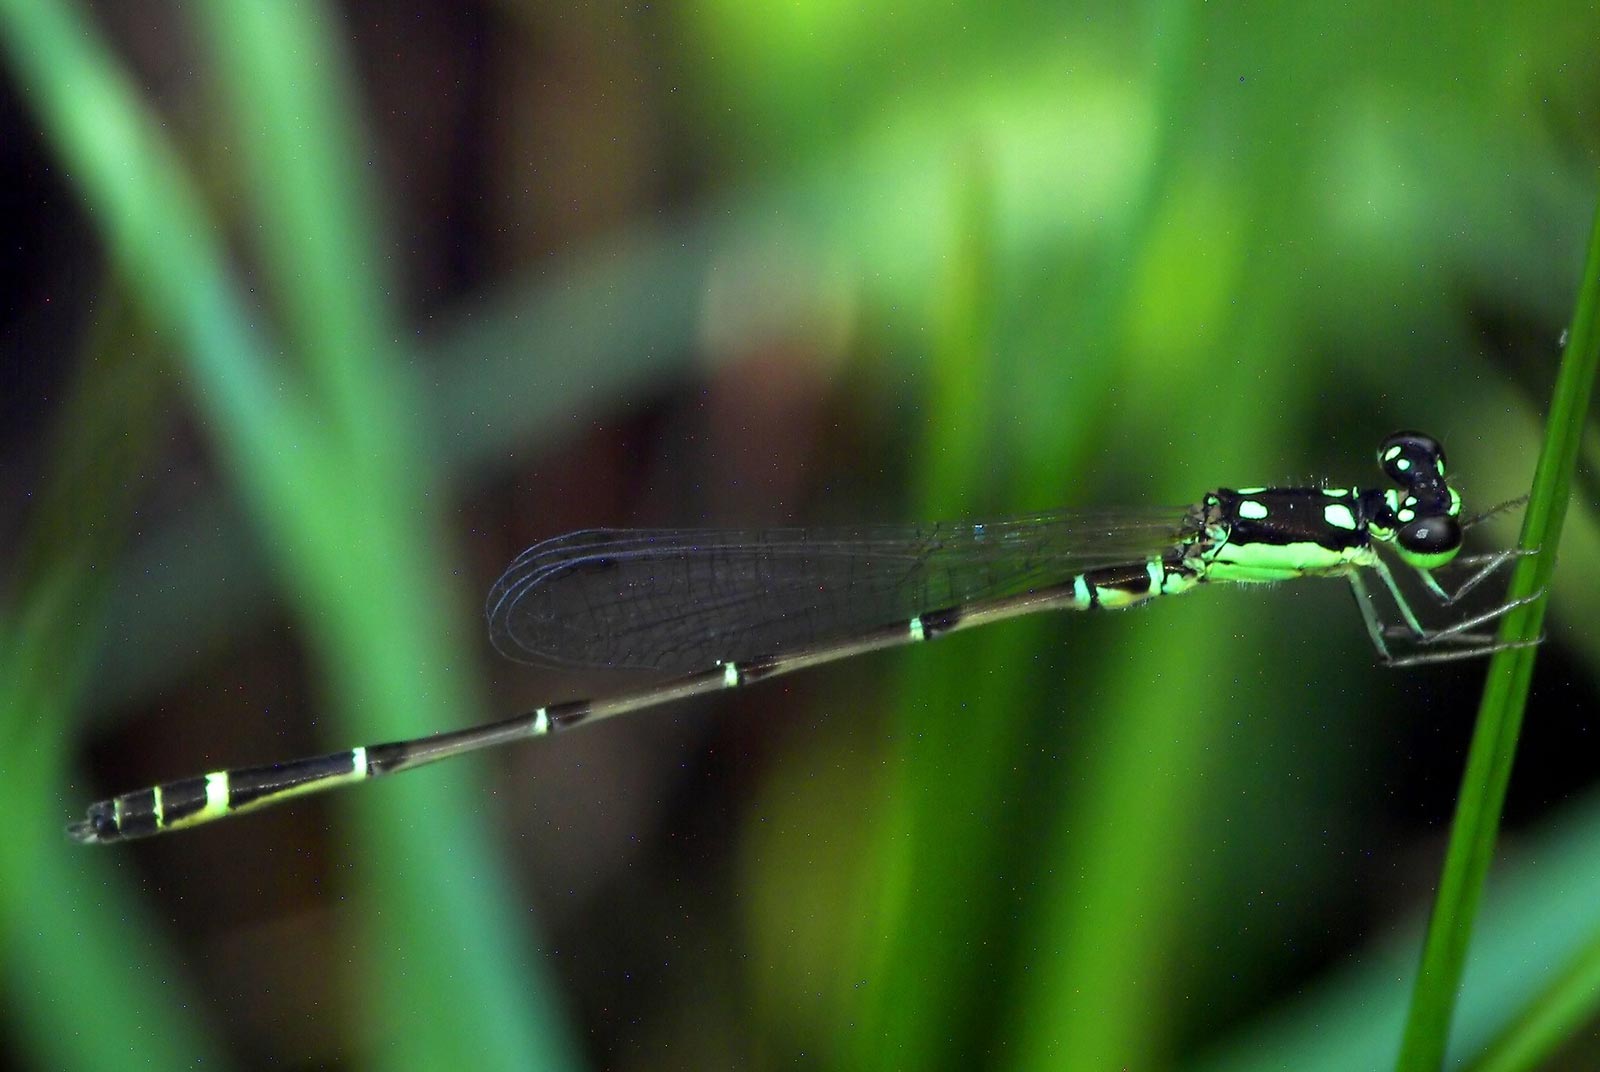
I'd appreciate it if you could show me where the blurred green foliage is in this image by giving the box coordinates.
[1,2,1598,1071]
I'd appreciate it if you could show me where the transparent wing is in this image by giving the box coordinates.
[485,508,1190,672]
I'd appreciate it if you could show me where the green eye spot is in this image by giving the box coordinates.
[1238,500,1269,520]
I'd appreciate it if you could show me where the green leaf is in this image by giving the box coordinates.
[1395,185,1600,1071]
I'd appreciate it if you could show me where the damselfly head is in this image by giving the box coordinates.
[1378,431,1448,488]
[1375,431,1463,568]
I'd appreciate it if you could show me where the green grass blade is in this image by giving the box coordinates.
[191,0,398,448]
[188,5,581,1067]
[0,296,232,1072]
[0,0,307,463]
[1465,923,1600,1072]
[1188,792,1600,1072]
[1395,184,1600,1070]
[0,2,578,1068]
[846,145,1005,1072]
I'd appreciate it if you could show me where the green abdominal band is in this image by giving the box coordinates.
[1074,556,1204,608]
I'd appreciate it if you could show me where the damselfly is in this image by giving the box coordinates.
[69,432,1538,844]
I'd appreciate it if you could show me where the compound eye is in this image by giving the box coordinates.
[1397,513,1461,557]
[1378,431,1447,487]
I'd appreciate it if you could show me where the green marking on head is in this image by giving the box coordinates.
[1239,500,1269,520]
[1372,438,1465,570]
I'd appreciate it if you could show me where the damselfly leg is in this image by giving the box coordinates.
[1346,551,1545,668]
